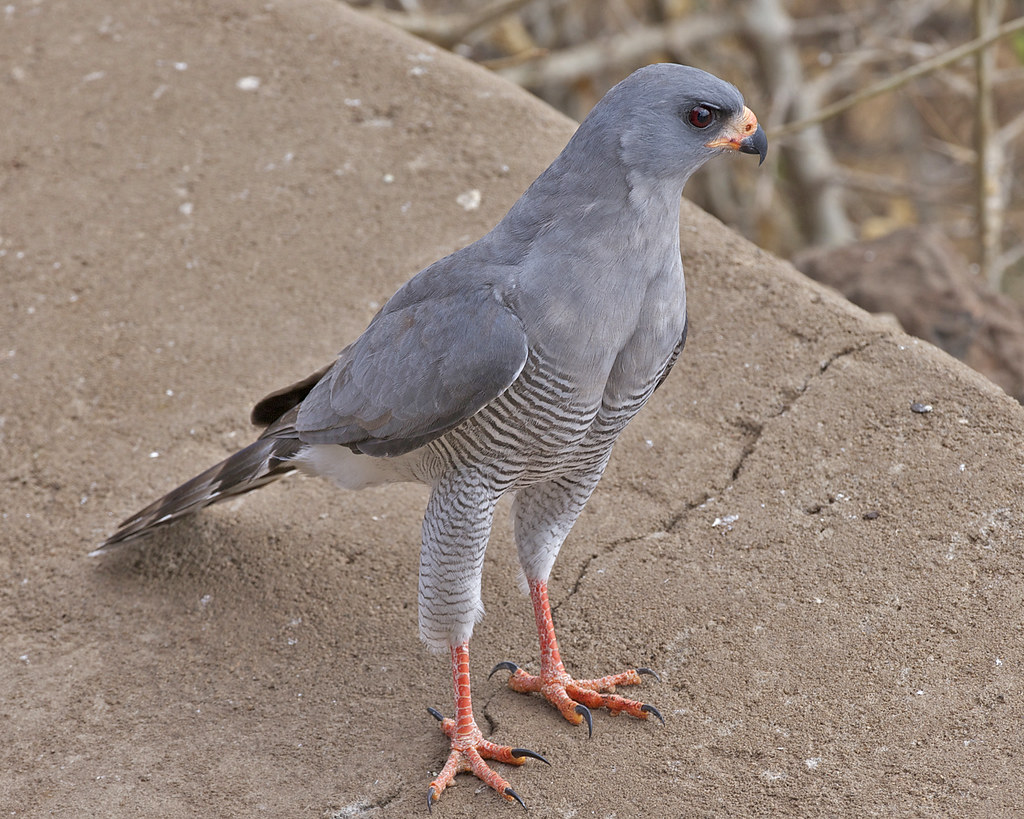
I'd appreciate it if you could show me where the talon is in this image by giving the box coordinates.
[427,706,444,722]
[575,703,593,738]
[427,786,437,813]
[641,703,665,725]
[510,747,550,765]
[489,661,520,679]
[431,643,533,810]
[504,787,527,810]
[503,582,660,739]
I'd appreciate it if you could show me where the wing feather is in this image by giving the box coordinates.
[295,286,527,457]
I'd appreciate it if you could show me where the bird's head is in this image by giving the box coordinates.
[585,63,767,189]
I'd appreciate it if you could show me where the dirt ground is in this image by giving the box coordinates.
[3,1,1024,816]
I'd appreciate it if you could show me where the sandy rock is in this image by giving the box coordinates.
[796,227,1024,402]
[3,1,1023,816]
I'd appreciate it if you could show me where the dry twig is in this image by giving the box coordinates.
[975,0,1006,289]
[367,0,539,49]
[772,13,1024,140]
[495,14,736,88]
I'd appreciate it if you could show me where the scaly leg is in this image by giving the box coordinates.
[427,642,548,811]
[490,579,663,736]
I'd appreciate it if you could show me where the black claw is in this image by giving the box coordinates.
[641,703,665,725]
[427,786,437,813]
[504,787,527,811]
[636,667,661,682]
[575,704,593,738]
[510,747,551,765]
[427,706,444,722]
[488,661,520,679]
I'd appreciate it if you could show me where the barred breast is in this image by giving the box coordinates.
[417,328,684,494]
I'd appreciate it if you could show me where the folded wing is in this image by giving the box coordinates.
[294,287,528,457]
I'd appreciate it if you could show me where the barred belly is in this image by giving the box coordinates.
[416,349,667,493]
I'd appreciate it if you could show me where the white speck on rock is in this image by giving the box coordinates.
[236,76,260,91]
[457,189,481,211]
[178,202,193,216]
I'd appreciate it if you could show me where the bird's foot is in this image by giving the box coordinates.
[489,662,663,737]
[426,706,547,811]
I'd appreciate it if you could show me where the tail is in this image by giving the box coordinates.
[94,435,304,552]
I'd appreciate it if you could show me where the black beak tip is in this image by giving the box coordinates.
[740,124,768,166]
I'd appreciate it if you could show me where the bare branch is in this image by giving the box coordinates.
[836,166,952,201]
[975,0,1005,289]
[746,0,854,245]
[999,108,1024,144]
[772,13,1024,140]
[495,14,736,88]
[367,0,541,49]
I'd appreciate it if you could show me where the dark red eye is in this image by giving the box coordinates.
[687,106,714,128]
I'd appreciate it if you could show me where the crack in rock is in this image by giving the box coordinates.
[729,335,881,484]
[663,335,885,531]
[323,783,402,816]
[555,551,601,611]
[551,336,886,613]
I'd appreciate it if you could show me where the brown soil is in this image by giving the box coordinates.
[4,1,1023,817]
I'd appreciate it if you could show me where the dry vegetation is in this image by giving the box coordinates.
[353,0,1024,299]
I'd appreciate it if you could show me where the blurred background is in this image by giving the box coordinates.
[351,0,1024,402]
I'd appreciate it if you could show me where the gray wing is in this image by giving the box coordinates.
[295,286,528,457]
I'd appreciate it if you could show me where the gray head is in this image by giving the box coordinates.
[497,63,766,246]
[568,63,767,190]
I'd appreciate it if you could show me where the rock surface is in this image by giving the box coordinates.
[796,227,1024,404]
[3,1,1023,816]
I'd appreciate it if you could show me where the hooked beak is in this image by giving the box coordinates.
[705,106,768,165]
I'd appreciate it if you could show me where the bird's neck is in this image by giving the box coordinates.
[505,150,687,256]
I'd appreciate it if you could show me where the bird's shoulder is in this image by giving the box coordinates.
[290,248,530,456]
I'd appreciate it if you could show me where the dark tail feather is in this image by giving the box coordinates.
[94,436,304,552]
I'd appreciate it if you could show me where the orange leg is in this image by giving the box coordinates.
[427,642,548,811]
[490,578,663,736]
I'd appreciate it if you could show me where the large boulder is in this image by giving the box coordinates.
[3,1,1021,815]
